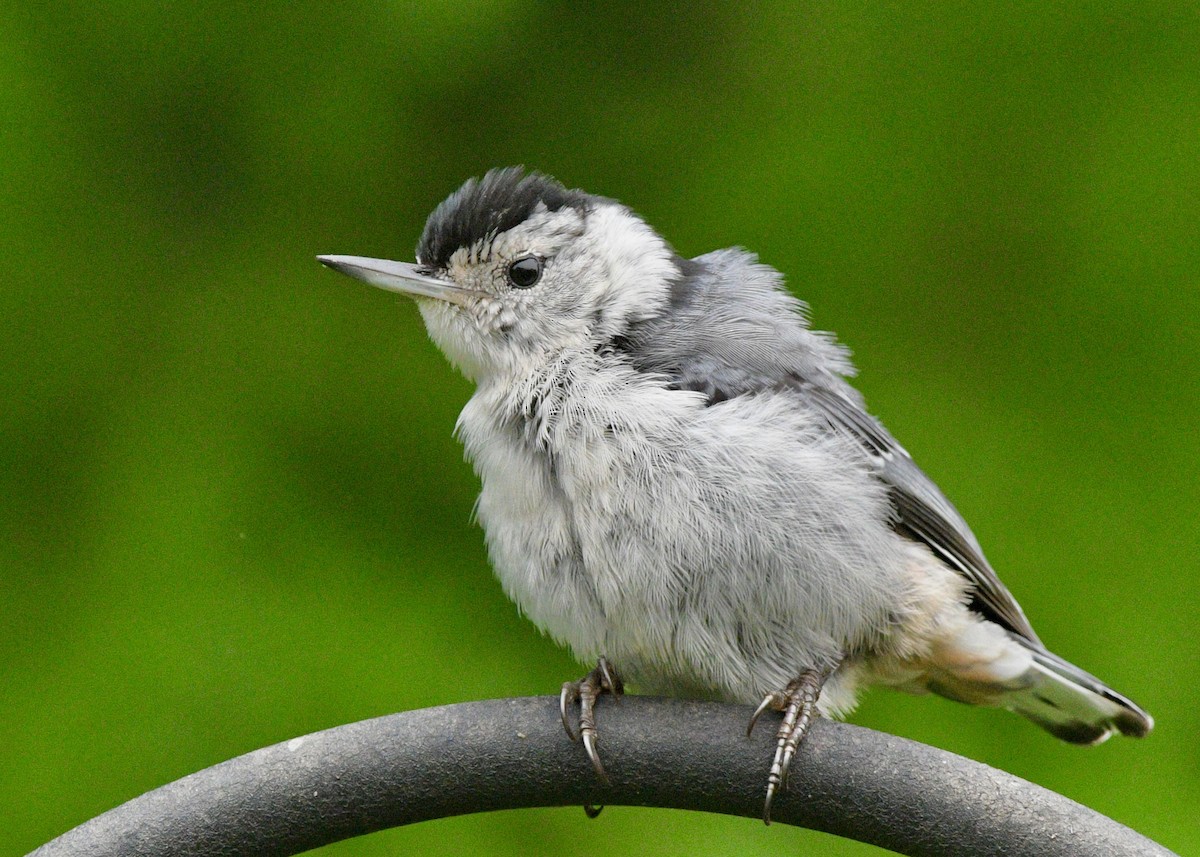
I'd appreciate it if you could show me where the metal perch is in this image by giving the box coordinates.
[28,696,1174,857]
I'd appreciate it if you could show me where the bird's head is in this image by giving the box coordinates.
[319,168,681,381]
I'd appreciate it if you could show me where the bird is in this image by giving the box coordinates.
[318,167,1152,823]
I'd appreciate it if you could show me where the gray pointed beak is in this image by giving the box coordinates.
[317,255,482,305]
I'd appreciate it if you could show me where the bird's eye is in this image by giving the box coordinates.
[507,256,543,289]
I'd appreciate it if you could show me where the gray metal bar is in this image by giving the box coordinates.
[27,696,1173,857]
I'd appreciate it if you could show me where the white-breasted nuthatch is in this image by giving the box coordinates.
[319,167,1152,823]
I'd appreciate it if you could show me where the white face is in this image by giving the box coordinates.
[413,201,679,382]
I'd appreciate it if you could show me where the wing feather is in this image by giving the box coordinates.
[791,382,1042,645]
[616,248,1042,646]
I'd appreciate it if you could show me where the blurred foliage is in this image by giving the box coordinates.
[2,2,1198,855]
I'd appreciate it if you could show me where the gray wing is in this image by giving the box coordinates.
[793,381,1041,645]
[617,248,1042,646]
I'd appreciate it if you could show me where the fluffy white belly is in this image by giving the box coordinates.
[455,361,933,708]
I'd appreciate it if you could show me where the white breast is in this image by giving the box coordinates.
[457,381,609,656]
[456,350,921,705]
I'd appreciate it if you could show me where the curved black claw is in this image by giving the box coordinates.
[561,657,624,789]
[750,667,831,825]
[747,690,784,737]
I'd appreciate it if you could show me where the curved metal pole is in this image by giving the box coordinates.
[28,696,1173,857]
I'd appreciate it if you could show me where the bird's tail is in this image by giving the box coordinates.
[919,619,1153,744]
[1002,639,1153,744]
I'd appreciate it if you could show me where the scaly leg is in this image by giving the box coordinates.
[747,667,832,824]
[561,656,624,816]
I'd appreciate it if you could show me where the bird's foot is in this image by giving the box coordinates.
[747,667,830,825]
[561,657,624,817]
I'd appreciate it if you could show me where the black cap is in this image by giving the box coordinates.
[416,167,591,269]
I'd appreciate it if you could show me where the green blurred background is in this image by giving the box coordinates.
[3,2,1197,854]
